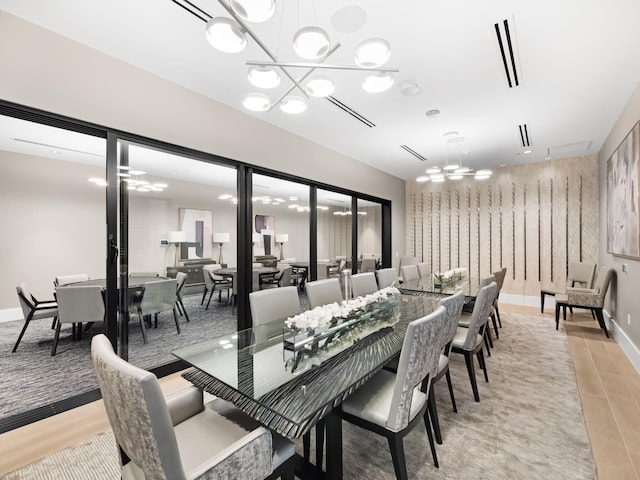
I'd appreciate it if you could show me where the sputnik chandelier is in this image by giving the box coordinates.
[174,0,398,114]
[415,131,492,182]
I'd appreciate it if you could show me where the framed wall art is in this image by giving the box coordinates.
[607,120,640,257]
[178,208,213,260]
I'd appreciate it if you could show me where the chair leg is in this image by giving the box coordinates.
[137,308,148,344]
[315,420,325,468]
[495,304,502,327]
[464,351,480,402]
[594,309,610,338]
[483,329,492,356]
[387,434,410,479]
[303,432,310,463]
[206,288,216,310]
[428,383,442,444]
[477,349,489,383]
[540,291,545,313]
[445,369,457,413]
[491,312,499,339]
[422,411,439,468]
[12,312,35,353]
[179,298,190,322]
[555,303,561,330]
[172,308,181,334]
[200,287,208,305]
[51,322,62,356]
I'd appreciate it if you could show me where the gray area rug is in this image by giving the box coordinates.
[3,312,596,479]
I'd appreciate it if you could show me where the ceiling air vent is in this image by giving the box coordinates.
[518,124,531,147]
[494,18,521,88]
[325,96,375,128]
[400,145,428,162]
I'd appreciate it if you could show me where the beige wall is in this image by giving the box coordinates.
[406,156,599,302]
[0,11,406,273]
[598,82,640,351]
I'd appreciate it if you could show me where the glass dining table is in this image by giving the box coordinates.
[172,293,442,479]
[398,275,481,306]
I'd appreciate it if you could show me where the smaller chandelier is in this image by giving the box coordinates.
[243,93,271,112]
[248,66,280,89]
[205,17,247,53]
[280,96,307,114]
[305,77,335,97]
[293,26,331,59]
[354,38,391,68]
[230,0,276,23]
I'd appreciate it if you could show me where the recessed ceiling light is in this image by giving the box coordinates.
[425,109,440,119]
[523,149,532,154]
[400,81,421,96]
[443,131,459,140]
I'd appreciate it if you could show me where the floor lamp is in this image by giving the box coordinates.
[213,232,230,265]
[167,231,187,267]
[276,234,288,261]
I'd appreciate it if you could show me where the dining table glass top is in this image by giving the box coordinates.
[172,293,442,438]
[398,274,481,299]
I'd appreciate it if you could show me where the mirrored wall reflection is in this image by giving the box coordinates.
[251,174,309,291]
[357,199,382,273]
[118,142,239,367]
[0,114,106,419]
[317,190,352,279]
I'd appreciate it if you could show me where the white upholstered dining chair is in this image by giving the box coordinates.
[305,278,343,309]
[350,272,378,297]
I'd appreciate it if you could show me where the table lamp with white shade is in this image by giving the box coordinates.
[252,232,262,246]
[213,232,230,264]
[167,231,187,267]
[276,233,288,261]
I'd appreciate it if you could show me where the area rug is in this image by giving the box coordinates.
[3,312,596,480]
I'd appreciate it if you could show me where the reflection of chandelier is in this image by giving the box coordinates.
[415,131,492,183]
[333,203,366,216]
[88,167,168,193]
[175,0,398,113]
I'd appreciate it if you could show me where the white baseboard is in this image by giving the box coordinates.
[0,308,23,323]
[500,293,545,310]
[604,310,640,375]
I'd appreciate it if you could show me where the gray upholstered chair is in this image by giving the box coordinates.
[416,262,431,278]
[375,268,397,289]
[459,275,496,354]
[328,259,346,278]
[400,264,420,283]
[540,262,596,313]
[305,278,343,308]
[555,267,614,337]
[260,266,292,289]
[175,272,190,323]
[350,272,378,297]
[451,282,498,402]
[90,334,296,480]
[137,278,181,334]
[54,273,90,286]
[360,257,377,273]
[339,305,448,478]
[428,291,465,447]
[492,267,507,328]
[12,283,58,353]
[54,285,105,356]
[203,264,232,309]
[249,286,301,328]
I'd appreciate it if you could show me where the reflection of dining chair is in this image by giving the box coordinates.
[260,266,292,289]
[54,273,90,286]
[416,262,430,278]
[328,259,346,278]
[360,258,377,273]
[400,264,420,283]
[350,272,378,297]
[339,305,448,478]
[137,279,180,334]
[451,282,497,402]
[129,272,159,277]
[12,283,59,353]
[175,272,190,323]
[91,334,296,480]
[305,278,343,308]
[127,285,147,344]
[54,285,105,356]
[555,267,614,338]
[375,268,397,289]
[203,264,232,309]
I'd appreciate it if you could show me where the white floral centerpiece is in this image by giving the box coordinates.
[433,267,468,288]
[283,286,400,369]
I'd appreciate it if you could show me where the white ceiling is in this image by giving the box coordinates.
[1,0,640,181]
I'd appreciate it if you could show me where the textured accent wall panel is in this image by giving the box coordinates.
[407,156,598,296]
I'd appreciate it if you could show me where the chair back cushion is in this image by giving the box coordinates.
[202,265,216,289]
[400,265,420,283]
[492,268,507,293]
[278,266,292,287]
[249,286,301,326]
[387,305,448,431]
[16,283,34,319]
[567,262,597,289]
[361,258,377,273]
[91,334,186,480]
[175,272,187,293]
[463,282,497,350]
[56,285,105,324]
[54,273,90,286]
[305,278,343,308]
[416,263,430,278]
[439,291,465,349]
[375,268,397,289]
[140,279,177,316]
[351,272,378,297]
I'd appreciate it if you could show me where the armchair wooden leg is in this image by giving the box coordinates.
[594,308,610,338]
[12,312,35,353]
[464,352,480,402]
[422,411,439,468]
[555,303,561,330]
[388,434,410,479]
[428,384,442,444]
[445,369,457,413]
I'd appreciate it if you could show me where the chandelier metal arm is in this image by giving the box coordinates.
[214,0,309,98]
[267,43,341,112]
[247,60,399,73]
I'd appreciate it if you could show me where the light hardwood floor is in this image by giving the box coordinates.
[1,304,639,479]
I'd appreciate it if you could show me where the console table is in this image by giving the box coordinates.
[167,261,225,286]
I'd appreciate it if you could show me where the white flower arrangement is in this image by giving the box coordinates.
[433,267,468,285]
[285,286,400,332]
